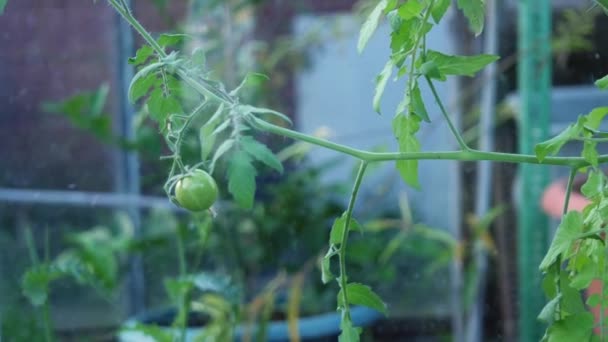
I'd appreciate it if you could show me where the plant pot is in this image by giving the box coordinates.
[118,306,383,342]
[542,177,603,334]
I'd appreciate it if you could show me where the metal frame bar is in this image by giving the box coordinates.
[517,0,552,340]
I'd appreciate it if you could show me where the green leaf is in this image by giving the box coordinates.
[426,50,499,78]
[595,74,608,89]
[411,83,430,122]
[337,283,387,315]
[129,45,155,66]
[539,211,584,271]
[22,265,62,307]
[586,293,601,307]
[585,107,608,129]
[538,293,561,324]
[546,313,594,342]
[240,136,283,174]
[164,278,193,303]
[456,0,485,36]
[358,0,389,53]
[419,60,443,80]
[338,317,362,342]
[199,106,225,162]
[210,139,235,172]
[431,0,451,23]
[238,104,293,126]
[128,62,164,103]
[230,72,269,96]
[321,248,335,284]
[374,60,394,114]
[0,0,7,15]
[157,33,189,48]
[330,214,362,245]
[582,141,599,167]
[534,120,584,162]
[147,88,183,122]
[397,0,424,20]
[227,151,257,209]
[393,114,421,188]
[581,170,603,199]
[129,73,157,103]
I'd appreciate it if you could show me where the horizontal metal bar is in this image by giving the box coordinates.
[0,187,180,211]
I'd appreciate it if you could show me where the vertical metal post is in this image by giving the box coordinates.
[517,0,551,340]
[114,0,145,315]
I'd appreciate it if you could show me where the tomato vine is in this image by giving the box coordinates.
[90,0,608,340]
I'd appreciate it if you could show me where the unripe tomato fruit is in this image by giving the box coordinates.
[175,169,218,212]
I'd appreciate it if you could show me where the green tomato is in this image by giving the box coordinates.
[175,169,218,212]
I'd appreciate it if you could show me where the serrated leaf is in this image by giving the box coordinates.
[431,0,451,23]
[210,139,235,171]
[582,141,599,167]
[337,283,387,315]
[419,60,443,80]
[545,313,594,342]
[238,105,293,126]
[128,62,164,103]
[129,72,157,103]
[147,88,183,122]
[129,45,155,66]
[393,114,421,188]
[581,170,603,199]
[570,262,596,290]
[456,0,485,36]
[339,317,362,342]
[535,119,584,162]
[595,74,608,90]
[22,265,62,306]
[157,33,189,48]
[585,107,608,129]
[330,214,362,245]
[230,72,269,96]
[199,106,225,162]
[397,0,424,20]
[538,293,561,324]
[374,60,394,114]
[539,211,584,271]
[240,136,283,173]
[411,83,430,122]
[426,50,499,78]
[358,0,388,53]
[227,151,257,209]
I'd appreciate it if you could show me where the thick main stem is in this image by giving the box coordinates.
[338,161,368,321]
[249,116,608,168]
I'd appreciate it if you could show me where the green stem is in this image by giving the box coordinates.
[176,226,188,342]
[42,302,54,342]
[563,168,577,215]
[407,1,435,95]
[248,116,607,168]
[555,168,577,321]
[338,161,368,320]
[24,226,53,342]
[107,0,167,58]
[425,76,470,151]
